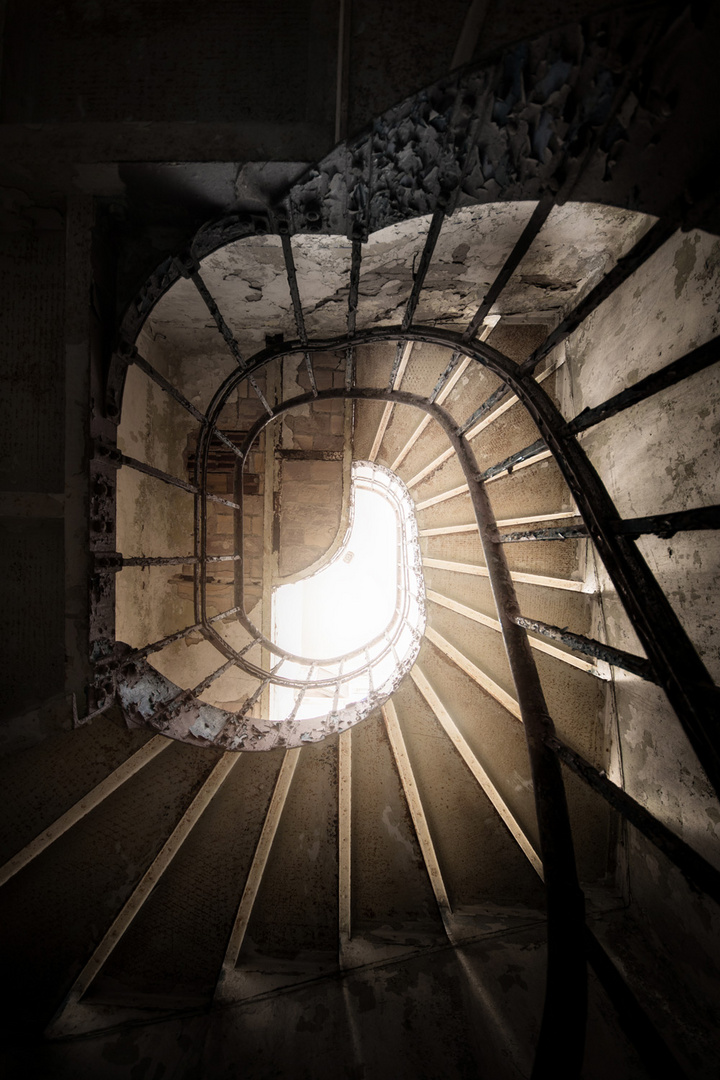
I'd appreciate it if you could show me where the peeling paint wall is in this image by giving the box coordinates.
[559,223,720,1012]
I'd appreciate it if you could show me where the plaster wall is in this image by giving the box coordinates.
[115,328,194,657]
[559,224,720,1039]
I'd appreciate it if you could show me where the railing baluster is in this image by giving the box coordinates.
[427,591,598,675]
[386,207,445,390]
[281,233,317,397]
[188,266,245,368]
[180,259,272,414]
[614,505,720,538]
[520,207,685,377]
[498,525,589,542]
[480,437,549,481]
[117,452,196,496]
[451,414,587,1075]
[345,237,362,390]
[462,194,555,341]
[565,335,720,436]
[127,347,206,424]
[547,735,720,908]
[511,616,655,681]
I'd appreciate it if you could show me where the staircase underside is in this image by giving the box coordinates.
[2,8,720,1076]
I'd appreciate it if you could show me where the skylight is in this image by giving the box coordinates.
[269,461,425,725]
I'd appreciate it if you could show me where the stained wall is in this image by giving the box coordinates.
[559,224,720,1061]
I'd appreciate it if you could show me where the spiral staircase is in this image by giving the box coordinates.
[1,7,720,1079]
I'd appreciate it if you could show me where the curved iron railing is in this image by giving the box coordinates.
[86,8,718,1071]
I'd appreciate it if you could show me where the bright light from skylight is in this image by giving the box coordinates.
[269,462,425,725]
[273,486,397,657]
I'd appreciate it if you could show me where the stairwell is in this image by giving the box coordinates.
[1,193,719,1078]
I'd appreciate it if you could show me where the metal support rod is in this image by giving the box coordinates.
[512,615,655,681]
[185,264,273,414]
[280,233,317,396]
[387,207,444,388]
[248,374,273,415]
[303,352,318,397]
[402,207,444,329]
[121,555,194,567]
[120,454,197,495]
[463,194,555,341]
[459,382,512,435]
[429,350,462,403]
[119,554,242,568]
[451,421,588,1076]
[121,623,202,662]
[387,343,408,395]
[348,238,361,337]
[345,237,362,390]
[207,493,242,511]
[212,428,245,461]
[498,524,589,543]
[547,735,720,908]
[131,349,206,424]
[116,608,245,665]
[191,269,246,367]
[420,511,579,536]
[614,504,720,538]
[520,210,684,377]
[565,335,720,435]
[427,590,597,675]
[481,437,548,481]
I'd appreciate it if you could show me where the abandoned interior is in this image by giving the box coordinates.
[1,0,720,1076]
